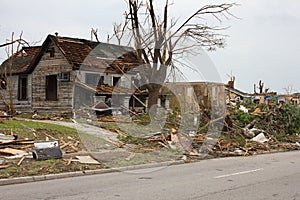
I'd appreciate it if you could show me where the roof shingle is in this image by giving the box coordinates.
[1,34,140,75]
[1,46,41,74]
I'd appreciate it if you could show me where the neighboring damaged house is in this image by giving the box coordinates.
[163,82,226,113]
[0,34,142,115]
[225,80,251,103]
[0,46,41,112]
[278,94,300,105]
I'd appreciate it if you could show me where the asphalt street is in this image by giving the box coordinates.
[1,151,300,200]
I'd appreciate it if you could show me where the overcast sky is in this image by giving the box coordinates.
[1,0,299,94]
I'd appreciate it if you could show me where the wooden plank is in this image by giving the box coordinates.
[0,134,16,142]
[125,153,135,161]
[0,139,34,146]
[66,156,73,166]
[17,156,26,166]
[0,165,10,169]
[75,156,100,164]
[0,148,27,155]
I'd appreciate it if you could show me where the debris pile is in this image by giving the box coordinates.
[107,101,300,160]
[0,121,101,177]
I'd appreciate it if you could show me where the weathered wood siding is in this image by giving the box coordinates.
[165,82,225,112]
[31,42,74,114]
[0,75,32,112]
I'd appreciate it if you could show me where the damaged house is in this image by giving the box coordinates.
[162,82,226,113]
[0,34,151,115]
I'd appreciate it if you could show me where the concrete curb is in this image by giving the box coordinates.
[0,160,185,186]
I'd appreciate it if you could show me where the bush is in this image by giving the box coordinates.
[279,104,300,135]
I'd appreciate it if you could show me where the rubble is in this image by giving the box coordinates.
[239,105,248,113]
[251,133,269,143]
[0,133,17,143]
[0,148,27,156]
[107,99,300,160]
[32,141,63,160]
[0,111,11,119]
[0,119,98,177]
[0,94,299,177]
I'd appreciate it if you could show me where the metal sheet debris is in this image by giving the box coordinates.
[32,141,62,160]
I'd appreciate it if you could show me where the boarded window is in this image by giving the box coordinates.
[85,73,100,86]
[18,76,27,100]
[46,75,57,101]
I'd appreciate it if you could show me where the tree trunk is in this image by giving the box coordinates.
[147,84,161,114]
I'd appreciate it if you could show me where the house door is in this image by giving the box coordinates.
[46,75,57,100]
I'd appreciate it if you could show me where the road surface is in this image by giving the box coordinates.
[1,151,300,200]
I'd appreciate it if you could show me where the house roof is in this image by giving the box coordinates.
[225,86,250,98]
[1,34,140,75]
[0,46,41,75]
[42,35,140,73]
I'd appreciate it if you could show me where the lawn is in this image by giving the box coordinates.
[0,119,105,179]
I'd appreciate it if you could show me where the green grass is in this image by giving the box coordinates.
[17,113,73,122]
[0,120,75,132]
[106,149,183,167]
[117,134,145,145]
[0,119,78,141]
[0,119,106,179]
[99,121,119,130]
[0,158,102,179]
[100,120,163,138]
[78,131,114,152]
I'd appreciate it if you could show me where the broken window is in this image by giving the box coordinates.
[98,76,104,85]
[113,77,121,86]
[18,75,27,100]
[58,72,70,82]
[46,47,55,57]
[0,77,7,89]
[46,75,57,101]
[160,95,166,108]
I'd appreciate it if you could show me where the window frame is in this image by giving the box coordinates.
[18,75,28,101]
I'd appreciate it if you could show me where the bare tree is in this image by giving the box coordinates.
[112,21,129,45]
[91,28,100,42]
[258,80,264,94]
[283,85,294,95]
[0,32,28,114]
[110,0,235,109]
[0,34,29,48]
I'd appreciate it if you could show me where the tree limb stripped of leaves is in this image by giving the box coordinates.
[110,0,236,108]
